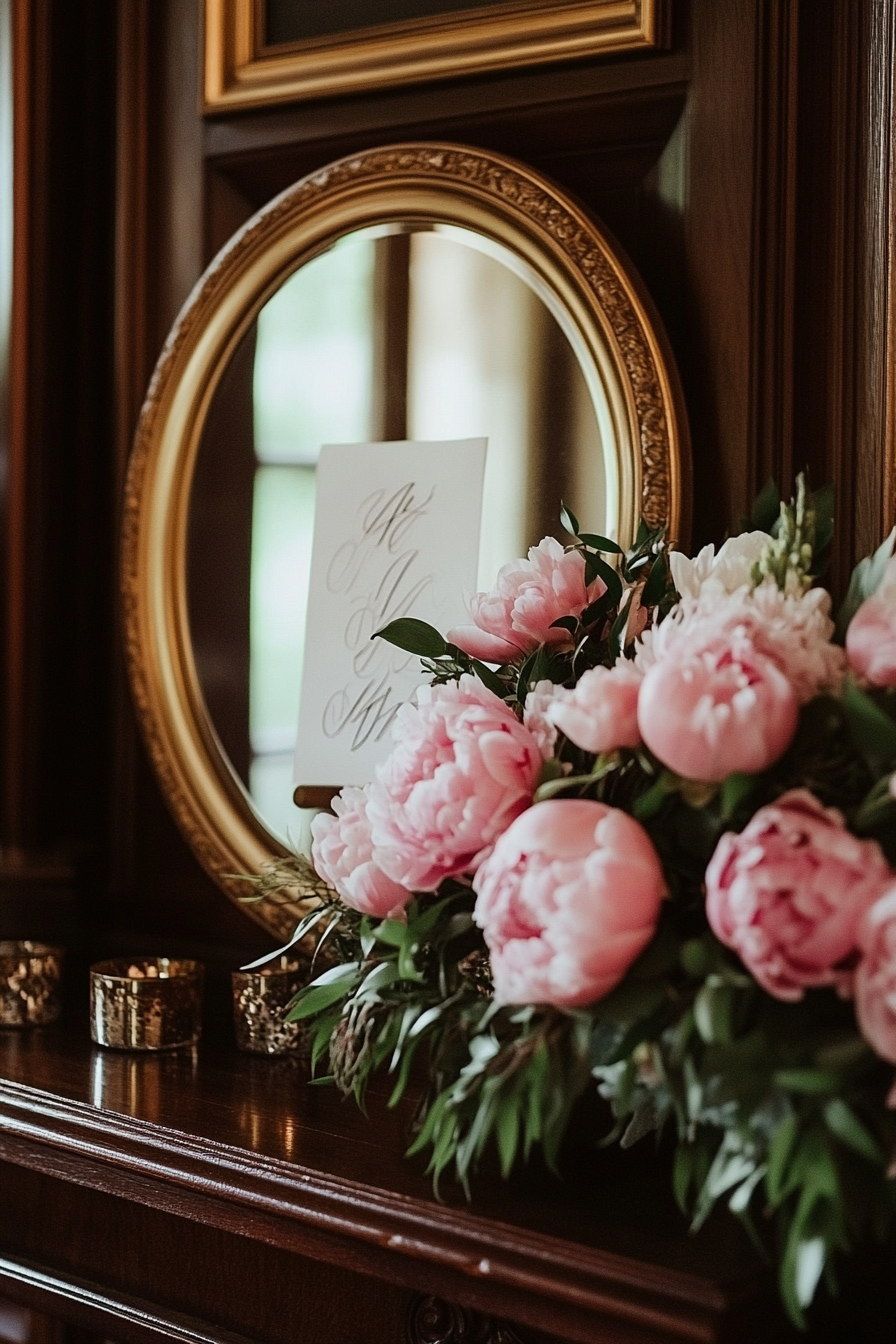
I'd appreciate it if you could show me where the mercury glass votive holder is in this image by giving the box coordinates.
[0,941,64,1027]
[90,958,204,1051]
[232,956,309,1056]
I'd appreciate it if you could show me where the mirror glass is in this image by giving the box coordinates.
[186,222,615,849]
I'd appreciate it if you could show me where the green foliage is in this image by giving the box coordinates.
[837,527,895,640]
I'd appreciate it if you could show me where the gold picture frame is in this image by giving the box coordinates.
[203,0,669,112]
[122,143,689,939]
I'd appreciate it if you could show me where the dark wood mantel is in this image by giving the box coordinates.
[0,1020,794,1344]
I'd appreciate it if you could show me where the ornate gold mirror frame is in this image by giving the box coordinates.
[121,143,690,940]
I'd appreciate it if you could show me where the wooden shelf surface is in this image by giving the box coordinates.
[0,1020,790,1344]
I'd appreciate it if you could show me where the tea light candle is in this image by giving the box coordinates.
[0,941,64,1027]
[90,957,204,1051]
[232,956,308,1056]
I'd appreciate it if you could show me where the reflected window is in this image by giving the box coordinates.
[249,237,376,842]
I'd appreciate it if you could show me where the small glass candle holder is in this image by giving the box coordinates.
[90,958,204,1051]
[0,941,64,1027]
[232,956,309,1056]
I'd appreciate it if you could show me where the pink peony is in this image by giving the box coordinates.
[637,578,844,704]
[366,674,547,892]
[522,680,562,760]
[706,790,892,1001]
[473,799,666,1007]
[311,786,410,917]
[547,663,643,754]
[846,557,896,686]
[855,887,896,1063]
[448,537,605,663]
[638,635,798,781]
[854,887,896,1064]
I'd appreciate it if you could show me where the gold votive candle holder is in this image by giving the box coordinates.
[232,956,309,1056]
[0,941,64,1027]
[90,958,204,1051]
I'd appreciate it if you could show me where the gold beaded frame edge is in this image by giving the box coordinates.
[121,142,691,940]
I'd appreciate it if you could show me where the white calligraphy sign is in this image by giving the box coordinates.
[294,439,487,788]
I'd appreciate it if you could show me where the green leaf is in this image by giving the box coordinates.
[373,617,448,658]
[606,604,629,662]
[549,615,579,635]
[720,772,757,820]
[751,477,781,532]
[374,919,409,948]
[823,1098,883,1164]
[578,533,623,554]
[470,659,507,696]
[560,502,580,537]
[633,773,674,821]
[693,982,736,1045]
[580,592,614,628]
[640,553,668,607]
[679,935,720,979]
[288,977,357,1020]
[766,1114,800,1205]
[496,1100,521,1177]
[586,553,623,606]
[775,1068,841,1095]
[673,1145,694,1214]
[842,678,896,765]
[837,528,896,638]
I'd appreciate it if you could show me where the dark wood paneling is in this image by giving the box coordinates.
[1,1,117,942]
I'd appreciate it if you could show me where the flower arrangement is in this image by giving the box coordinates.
[260,477,896,1326]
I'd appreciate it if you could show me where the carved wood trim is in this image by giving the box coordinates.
[406,1295,524,1344]
[0,1074,731,1344]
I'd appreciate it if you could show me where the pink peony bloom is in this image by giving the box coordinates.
[366,675,547,892]
[473,799,666,1007]
[638,635,798,781]
[706,790,892,1001]
[846,557,896,686]
[855,887,896,1064]
[311,786,410,917]
[637,577,845,704]
[448,537,605,663]
[522,680,562,760]
[547,663,643,754]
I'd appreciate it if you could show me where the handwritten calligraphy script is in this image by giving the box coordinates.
[295,440,487,789]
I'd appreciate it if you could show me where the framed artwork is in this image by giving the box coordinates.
[203,0,669,111]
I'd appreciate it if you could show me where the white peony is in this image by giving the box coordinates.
[669,531,771,601]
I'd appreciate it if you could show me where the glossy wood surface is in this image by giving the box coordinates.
[0,1018,782,1344]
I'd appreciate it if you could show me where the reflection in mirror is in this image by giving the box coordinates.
[187,224,610,848]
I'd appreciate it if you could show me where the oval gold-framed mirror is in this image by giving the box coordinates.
[122,143,690,940]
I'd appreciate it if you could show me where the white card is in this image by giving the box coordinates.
[294,439,487,788]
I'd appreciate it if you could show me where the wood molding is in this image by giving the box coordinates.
[0,1071,736,1344]
[202,0,670,112]
[0,1253,257,1344]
